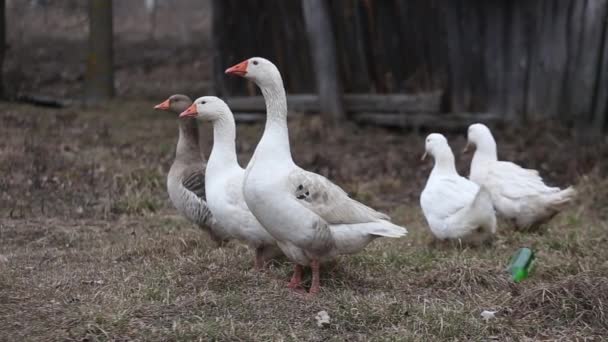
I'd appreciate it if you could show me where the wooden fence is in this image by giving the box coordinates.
[212,0,608,133]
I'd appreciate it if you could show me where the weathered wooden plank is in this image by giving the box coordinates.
[444,0,466,112]
[504,1,533,121]
[351,112,502,130]
[211,0,314,97]
[212,0,608,129]
[591,7,608,135]
[225,92,442,113]
[344,91,442,112]
[566,0,608,123]
[235,111,502,131]
[481,0,506,115]
[525,0,570,120]
[302,0,345,124]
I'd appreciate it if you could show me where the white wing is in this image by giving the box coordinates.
[286,168,389,225]
[421,175,478,221]
[486,161,560,199]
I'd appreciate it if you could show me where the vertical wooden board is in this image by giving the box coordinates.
[560,0,585,119]
[525,0,570,119]
[212,0,313,96]
[424,0,450,92]
[481,0,506,115]
[446,0,486,112]
[444,0,466,111]
[361,0,387,92]
[367,0,390,92]
[566,0,607,123]
[503,0,534,120]
[393,1,439,92]
[274,0,314,93]
[328,0,371,92]
[461,1,486,111]
[302,0,345,123]
[592,7,608,133]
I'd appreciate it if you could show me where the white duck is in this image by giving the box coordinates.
[225,57,407,295]
[179,96,281,270]
[154,95,222,243]
[420,134,496,245]
[465,123,576,230]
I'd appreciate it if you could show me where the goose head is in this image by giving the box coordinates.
[422,133,450,161]
[179,96,231,122]
[154,94,193,115]
[225,57,281,88]
[464,123,495,153]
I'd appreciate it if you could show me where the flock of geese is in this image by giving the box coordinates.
[153,57,576,295]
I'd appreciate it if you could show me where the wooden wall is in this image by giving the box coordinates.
[212,0,608,131]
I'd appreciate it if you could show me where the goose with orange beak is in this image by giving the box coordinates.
[225,57,408,296]
[179,96,282,270]
[152,95,226,244]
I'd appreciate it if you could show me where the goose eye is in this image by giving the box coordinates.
[201,101,206,105]
[253,60,259,65]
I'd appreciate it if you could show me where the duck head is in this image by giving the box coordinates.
[464,123,494,153]
[422,133,450,161]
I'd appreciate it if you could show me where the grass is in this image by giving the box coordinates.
[0,100,607,340]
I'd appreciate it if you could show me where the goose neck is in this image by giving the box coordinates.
[472,135,498,164]
[208,116,239,171]
[431,147,458,176]
[258,77,292,160]
[176,118,201,162]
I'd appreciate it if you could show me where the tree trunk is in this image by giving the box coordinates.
[0,0,5,99]
[302,0,345,125]
[85,0,114,104]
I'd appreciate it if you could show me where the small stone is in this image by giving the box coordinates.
[315,310,330,328]
[481,310,497,322]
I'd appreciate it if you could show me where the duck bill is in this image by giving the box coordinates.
[462,142,472,153]
[154,99,170,110]
[421,152,428,161]
[179,104,197,118]
[225,60,248,77]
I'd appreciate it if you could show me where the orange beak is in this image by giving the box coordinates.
[225,59,249,77]
[154,98,170,110]
[179,104,198,118]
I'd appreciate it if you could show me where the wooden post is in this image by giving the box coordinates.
[0,0,5,99]
[85,0,115,104]
[302,0,345,125]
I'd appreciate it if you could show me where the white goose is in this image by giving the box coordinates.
[465,123,576,230]
[420,134,496,245]
[179,96,281,270]
[226,57,407,295]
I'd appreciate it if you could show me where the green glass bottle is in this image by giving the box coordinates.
[508,248,535,282]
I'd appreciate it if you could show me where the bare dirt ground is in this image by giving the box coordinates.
[2,1,608,341]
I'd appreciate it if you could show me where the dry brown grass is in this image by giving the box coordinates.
[1,100,607,341]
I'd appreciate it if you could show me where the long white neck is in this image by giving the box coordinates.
[472,133,498,168]
[256,76,292,162]
[430,146,458,177]
[207,115,240,177]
